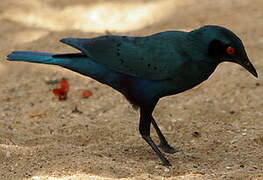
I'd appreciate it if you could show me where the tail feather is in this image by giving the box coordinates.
[7,51,55,64]
[7,51,123,91]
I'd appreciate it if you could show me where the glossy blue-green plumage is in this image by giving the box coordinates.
[60,31,191,80]
[7,25,249,107]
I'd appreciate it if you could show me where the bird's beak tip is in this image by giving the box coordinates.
[239,58,258,78]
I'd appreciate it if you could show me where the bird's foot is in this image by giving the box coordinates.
[159,143,179,154]
[162,159,172,167]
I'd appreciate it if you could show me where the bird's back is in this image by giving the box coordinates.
[61,30,204,80]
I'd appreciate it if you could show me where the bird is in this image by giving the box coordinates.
[7,25,258,166]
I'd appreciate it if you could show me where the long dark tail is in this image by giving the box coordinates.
[7,51,81,65]
[7,51,122,90]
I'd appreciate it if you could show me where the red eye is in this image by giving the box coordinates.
[226,47,235,54]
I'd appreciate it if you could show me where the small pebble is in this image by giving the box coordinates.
[229,110,235,114]
[164,167,170,172]
[192,131,201,137]
[72,106,83,114]
[123,148,129,152]
[6,151,11,158]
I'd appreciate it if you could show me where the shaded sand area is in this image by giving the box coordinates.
[0,0,263,179]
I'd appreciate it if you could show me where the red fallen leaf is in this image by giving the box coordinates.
[81,90,92,98]
[52,78,69,100]
[60,79,69,92]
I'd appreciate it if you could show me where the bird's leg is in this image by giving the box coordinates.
[151,117,179,154]
[139,106,171,166]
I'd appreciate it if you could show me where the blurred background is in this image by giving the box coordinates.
[1,0,261,46]
[0,0,262,179]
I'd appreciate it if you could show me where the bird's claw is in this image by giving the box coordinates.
[159,143,180,154]
[162,160,172,167]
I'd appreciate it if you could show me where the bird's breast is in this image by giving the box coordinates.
[164,60,218,96]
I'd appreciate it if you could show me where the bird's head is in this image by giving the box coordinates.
[195,25,258,78]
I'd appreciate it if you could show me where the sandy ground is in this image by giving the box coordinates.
[0,0,263,179]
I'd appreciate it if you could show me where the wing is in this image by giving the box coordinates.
[60,31,192,80]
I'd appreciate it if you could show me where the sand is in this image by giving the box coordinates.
[0,0,263,179]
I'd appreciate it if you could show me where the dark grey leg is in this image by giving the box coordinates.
[151,117,179,154]
[139,106,171,166]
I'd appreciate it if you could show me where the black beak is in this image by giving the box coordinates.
[239,58,258,78]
